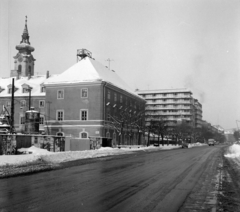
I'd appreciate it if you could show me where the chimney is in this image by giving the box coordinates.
[46,70,50,79]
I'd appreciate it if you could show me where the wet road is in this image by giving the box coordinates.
[0,146,224,212]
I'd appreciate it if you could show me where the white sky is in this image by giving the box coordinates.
[0,0,240,129]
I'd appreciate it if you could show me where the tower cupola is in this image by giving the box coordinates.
[11,16,36,78]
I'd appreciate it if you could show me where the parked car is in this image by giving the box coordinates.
[208,139,215,146]
[182,141,189,148]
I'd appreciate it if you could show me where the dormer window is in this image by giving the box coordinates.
[22,88,28,93]
[21,84,31,93]
[7,84,18,94]
[41,86,46,93]
[40,83,46,93]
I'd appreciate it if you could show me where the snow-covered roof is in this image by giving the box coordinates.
[0,75,58,97]
[44,57,141,99]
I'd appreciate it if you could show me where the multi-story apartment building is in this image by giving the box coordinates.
[194,99,203,129]
[136,88,198,129]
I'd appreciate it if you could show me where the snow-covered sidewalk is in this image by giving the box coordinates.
[0,143,206,167]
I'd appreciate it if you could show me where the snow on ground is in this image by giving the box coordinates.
[0,143,206,167]
[224,144,240,161]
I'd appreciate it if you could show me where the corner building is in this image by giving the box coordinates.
[44,50,146,145]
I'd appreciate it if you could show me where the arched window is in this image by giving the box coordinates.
[112,132,117,146]
[81,132,88,139]
[29,66,31,76]
[113,132,116,140]
[124,134,127,144]
[18,65,22,74]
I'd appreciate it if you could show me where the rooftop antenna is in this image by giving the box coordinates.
[106,58,114,70]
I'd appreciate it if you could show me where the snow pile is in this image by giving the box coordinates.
[0,144,201,167]
[188,142,207,148]
[0,154,40,166]
[18,146,54,155]
[224,144,240,159]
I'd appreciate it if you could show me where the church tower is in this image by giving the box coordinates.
[11,17,36,78]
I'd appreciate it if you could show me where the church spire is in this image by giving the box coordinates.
[20,16,30,45]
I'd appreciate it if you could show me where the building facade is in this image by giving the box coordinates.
[44,50,146,145]
[1,20,146,146]
[136,88,198,129]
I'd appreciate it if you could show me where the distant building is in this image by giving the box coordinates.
[136,88,200,129]
[212,125,224,134]
[194,99,203,129]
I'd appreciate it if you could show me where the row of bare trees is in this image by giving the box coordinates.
[105,110,225,146]
[105,108,146,145]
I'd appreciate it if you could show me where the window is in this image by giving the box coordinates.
[106,132,110,138]
[8,88,12,94]
[120,95,123,103]
[22,88,28,93]
[39,100,45,108]
[20,116,25,125]
[106,107,110,121]
[20,100,26,108]
[56,110,64,121]
[6,101,11,107]
[114,93,117,101]
[18,65,22,74]
[81,110,88,121]
[57,90,64,99]
[81,132,88,138]
[40,117,44,125]
[81,88,88,98]
[107,90,111,100]
[113,133,116,140]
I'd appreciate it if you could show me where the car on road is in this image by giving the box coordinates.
[208,139,215,146]
[182,141,189,148]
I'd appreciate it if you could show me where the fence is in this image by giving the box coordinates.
[0,134,66,155]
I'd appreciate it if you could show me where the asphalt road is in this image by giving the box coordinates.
[0,145,225,212]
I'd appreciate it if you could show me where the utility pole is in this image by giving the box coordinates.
[11,78,14,132]
[106,58,114,70]
[46,101,52,135]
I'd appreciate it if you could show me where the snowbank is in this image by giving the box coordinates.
[18,146,54,155]
[224,144,240,159]
[0,143,204,167]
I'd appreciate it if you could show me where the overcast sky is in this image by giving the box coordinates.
[0,0,240,129]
